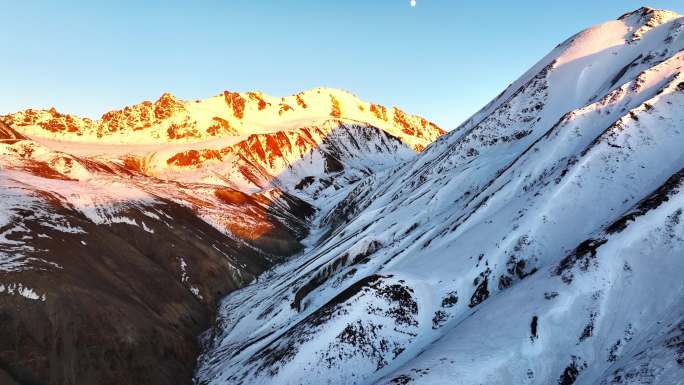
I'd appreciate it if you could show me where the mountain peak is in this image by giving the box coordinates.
[155,92,178,103]
[615,7,682,43]
[3,88,444,151]
[617,6,681,26]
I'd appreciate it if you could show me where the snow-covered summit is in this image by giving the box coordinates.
[2,87,444,152]
[618,6,681,24]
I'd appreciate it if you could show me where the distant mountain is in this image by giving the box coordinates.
[193,7,684,385]
[0,88,441,385]
[3,88,443,151]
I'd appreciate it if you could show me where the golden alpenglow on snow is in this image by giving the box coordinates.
[2,3,684,385]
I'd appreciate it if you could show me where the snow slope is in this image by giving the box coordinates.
[3,88,442,202]
[195,7,684,385]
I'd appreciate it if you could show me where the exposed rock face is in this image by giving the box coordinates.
[0,199,263,385]
[0,120,26,140]
[146,120,418,202]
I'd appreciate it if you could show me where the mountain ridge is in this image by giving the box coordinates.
[0,81,441,385]
[2,87,444,152]
[194,7,684,385]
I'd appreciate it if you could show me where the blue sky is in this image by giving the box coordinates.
[3,1,684,129]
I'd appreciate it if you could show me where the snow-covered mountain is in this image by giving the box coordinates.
[0,90,441,385]
[3,88,442,151]
[3,6,684,385]
[192,7,684,385]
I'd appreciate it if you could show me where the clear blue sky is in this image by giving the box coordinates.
[3,1,684,129]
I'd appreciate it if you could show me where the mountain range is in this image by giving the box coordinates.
[1,6,684,385]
